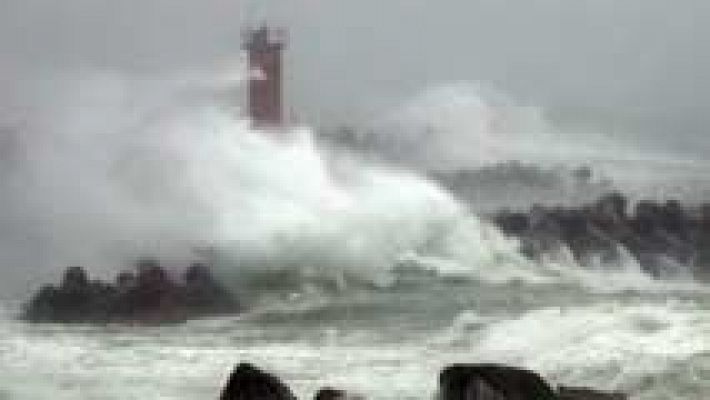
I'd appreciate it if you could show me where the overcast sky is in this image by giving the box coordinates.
[0,0,708,157]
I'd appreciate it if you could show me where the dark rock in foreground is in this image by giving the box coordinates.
[23,259,240,324]
[314,388,363,400]
[439,364,627,400]
[558,386,627,400]
[219,363,626,400]
[220,363,297,400]
[314,388,348,400]
[439,363,558,399]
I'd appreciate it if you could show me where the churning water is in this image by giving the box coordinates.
[1,77,709,399]
[3,277,710,399]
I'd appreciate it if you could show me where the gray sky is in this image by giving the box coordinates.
[0,0,708,154]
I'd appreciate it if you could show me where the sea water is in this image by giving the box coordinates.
[2,274,710,399]
[1,77,709,399]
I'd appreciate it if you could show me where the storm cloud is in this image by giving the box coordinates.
[0,0,708,155]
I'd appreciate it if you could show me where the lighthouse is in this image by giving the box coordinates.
[242,25,286,127]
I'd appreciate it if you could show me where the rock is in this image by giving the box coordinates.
[594,192,628,223]
[23,258,241,324]
[115,271,136,291]
[314,387,364,400]
[494,211,530,236]
[124,258,184,323]
[24,266,96,322]
[132,258,176,308]
[220,363,297,400]
[314,388,348,400]
[182,262,240,315]
[23,284,59,322]
[558,386,627,400]
[439,364,558,400]
[487,194,710,280]
[61,266,90,292]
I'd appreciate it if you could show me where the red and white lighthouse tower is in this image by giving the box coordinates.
[242,25,286,128]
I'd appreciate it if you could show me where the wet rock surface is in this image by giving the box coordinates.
[557,386,627,400]
[218,363,626,400]
[23,258,239,324]
[313,388,364,400]
[439,363,558,400]
[491,192,710,279]
[313,388,351,400]
[220,363,297,400]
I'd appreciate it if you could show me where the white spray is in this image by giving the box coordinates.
[0,71,547,297]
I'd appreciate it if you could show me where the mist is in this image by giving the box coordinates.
[2,67,557,304]
[1,0,709,298]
